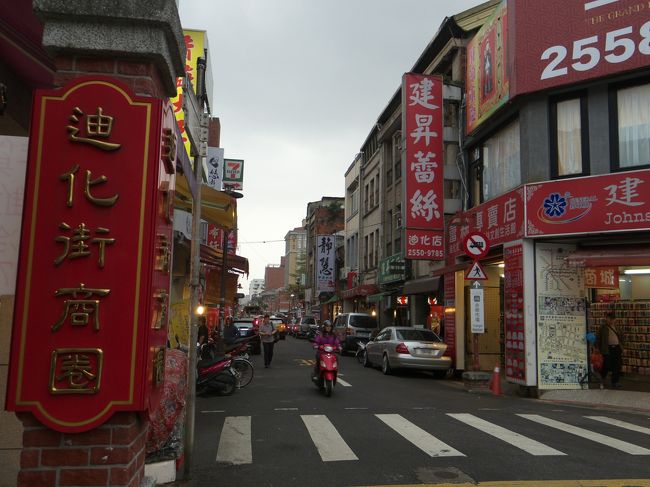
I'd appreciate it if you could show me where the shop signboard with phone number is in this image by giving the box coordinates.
[510,0,650,96]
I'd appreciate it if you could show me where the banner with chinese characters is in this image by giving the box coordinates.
[206,146,224,191]
[510,0,650,97]
[402,73,444,260]
[447,186,525,260]
[504,242,526,384]
[526,169,650,236]
[6,78,174,432]
[316,235,335,293]
[466,0,509,134]
[535,243,587,390]
[584,266,619,288]
[223,158,244,191]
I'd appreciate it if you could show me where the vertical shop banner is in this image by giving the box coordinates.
[402,73,444,260]
[206,224,237,256]
[206,146,224,190]
[223,158,244,191]
[466,0,509,134]
[170,29,206,156]
[535,243,588,390]
[510,0,650,97]
[6,78,174,431]
[504,243,526,384]
[316,235,335,293]
[447,186,525,258]
[443,273,456,365]
[526,169,650,236]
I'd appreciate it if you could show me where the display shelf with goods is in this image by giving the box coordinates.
[588,301,650,376]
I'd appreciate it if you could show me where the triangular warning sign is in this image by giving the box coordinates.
[466,261,488,280]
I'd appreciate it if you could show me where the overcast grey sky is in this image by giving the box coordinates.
[178,0,485,292]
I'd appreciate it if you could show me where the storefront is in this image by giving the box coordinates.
[445,169,650,391]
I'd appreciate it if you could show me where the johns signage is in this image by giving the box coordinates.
[6,78,174,432]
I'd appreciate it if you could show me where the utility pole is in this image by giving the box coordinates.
[184,56,208,480]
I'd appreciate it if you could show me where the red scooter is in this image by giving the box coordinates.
[311,344,339,397]
[196,344,237,396]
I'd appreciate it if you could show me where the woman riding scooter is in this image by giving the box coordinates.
[312,320,341,380]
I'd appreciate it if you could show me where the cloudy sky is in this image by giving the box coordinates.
[178,0,485,293]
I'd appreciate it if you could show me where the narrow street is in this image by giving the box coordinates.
[186,337,650,487]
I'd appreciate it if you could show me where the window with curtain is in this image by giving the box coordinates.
[617,83,650,168]
[554,98,585,176]
[482,119,521,201]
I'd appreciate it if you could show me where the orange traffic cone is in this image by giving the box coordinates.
[489,359,502,396]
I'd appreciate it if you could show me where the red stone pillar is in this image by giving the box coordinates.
[18,413,147,487]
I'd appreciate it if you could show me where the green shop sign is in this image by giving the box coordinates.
[379,254,404,284]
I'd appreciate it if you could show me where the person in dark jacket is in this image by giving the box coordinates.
[599,312,624,388]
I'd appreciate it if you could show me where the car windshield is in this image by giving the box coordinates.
[349,315,377,328]
[396,329,441,342]
[302,318,315,324]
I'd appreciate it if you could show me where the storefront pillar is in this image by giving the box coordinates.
[6,2,186,486]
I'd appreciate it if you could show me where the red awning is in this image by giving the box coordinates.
[564,245,650,267]
[341,284,379,299]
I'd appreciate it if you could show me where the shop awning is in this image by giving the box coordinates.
[200,244,249,275]
[175,175,237,230]
[322,294,339,304]
[403,276,441,295]
[341,284,379,299]
[367,291,391,303]
[564,245,650,267]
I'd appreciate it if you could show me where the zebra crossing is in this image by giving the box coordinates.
[211,411,650,465]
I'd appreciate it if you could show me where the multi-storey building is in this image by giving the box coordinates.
[248,279,265,298]
[284,226,307,288]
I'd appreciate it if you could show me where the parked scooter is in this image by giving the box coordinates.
[311,344,339,397]
[196,344,237,396]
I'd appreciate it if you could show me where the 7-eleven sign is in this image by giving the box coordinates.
[223,158,244,190]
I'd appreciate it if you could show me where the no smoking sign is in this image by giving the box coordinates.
[462,232,490,259]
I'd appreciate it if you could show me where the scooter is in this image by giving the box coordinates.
[355,340,367,364]
[196,344,237,396]
[311,344,339,397]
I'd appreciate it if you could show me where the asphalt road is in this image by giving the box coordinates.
[186,335,650,487]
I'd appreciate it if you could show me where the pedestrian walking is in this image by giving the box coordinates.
[259,314,277,368]
[598,311,624,388]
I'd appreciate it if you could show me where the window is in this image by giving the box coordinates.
[551,95,588,177]
[351,187,359,215]
[363,235,369,270]
[374,175,379,208]
[615,82,650,168]
[482,119,520,201]
[368,232,374,268]
[393,131,402,181]
[374,229,379,267]
[369,179,375,208]
[364,183,369,212]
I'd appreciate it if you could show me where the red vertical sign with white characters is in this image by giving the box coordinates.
[443,273,456,366]
[402,73,444,260]
[504,243,526,385]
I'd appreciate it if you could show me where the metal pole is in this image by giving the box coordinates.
[184,56,207,480]
[219,229,230,340]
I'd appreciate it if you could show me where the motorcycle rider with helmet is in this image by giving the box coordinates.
[312,320,341,380]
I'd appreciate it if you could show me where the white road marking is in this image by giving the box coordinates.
[344,407,368,410]
[376,414,464,457]
[274,408,299,411]
[301,415,358,462]
[337,378,352,387]
[216,416,252,465]
[586,416,650,435]
[519,414,650,455]
[448,413,565,456]
[201,410,225,413]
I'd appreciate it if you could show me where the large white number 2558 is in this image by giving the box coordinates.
[540,21,650,80]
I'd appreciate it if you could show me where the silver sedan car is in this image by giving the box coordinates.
[364,326,451,378]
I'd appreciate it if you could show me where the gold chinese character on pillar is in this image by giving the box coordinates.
[50,348,103,394]
[67,107,121,151]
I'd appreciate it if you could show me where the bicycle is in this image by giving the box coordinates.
[231,356,254,389]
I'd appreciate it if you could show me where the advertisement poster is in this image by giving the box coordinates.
[316,235,335,293]
[510,0,650,97]
[535,243,587,389]
[504,243,526,384]
[466,0,509,133]
[206,146,224,190]
[401,73,444,260]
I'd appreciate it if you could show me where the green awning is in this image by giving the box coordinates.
[322,294,339,304]
[367,292,391,303]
